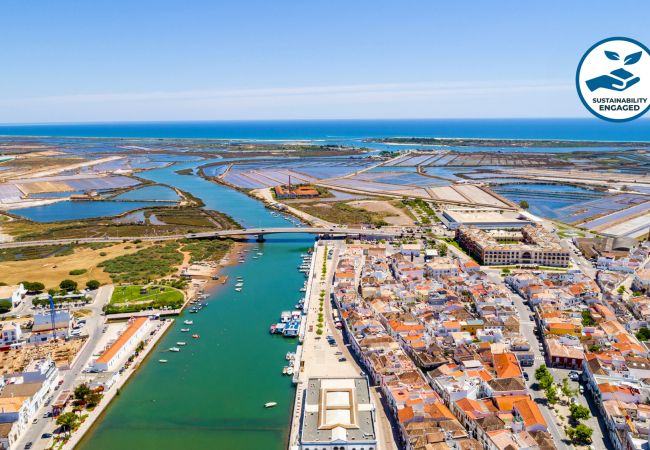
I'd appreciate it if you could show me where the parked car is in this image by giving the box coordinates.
[41,433,52,439]
[24,442,33,449]
[569,371,580,381]
[338,357,347,362]
[523,372,529,381]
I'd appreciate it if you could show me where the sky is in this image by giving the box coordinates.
[1,0,650,123]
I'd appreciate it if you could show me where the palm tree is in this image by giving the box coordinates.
[56,412,80,436]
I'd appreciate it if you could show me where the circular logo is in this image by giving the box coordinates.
[576,37,650,122]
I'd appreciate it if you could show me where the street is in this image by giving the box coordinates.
[14,285,113,450]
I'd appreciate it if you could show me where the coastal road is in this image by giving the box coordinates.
[15,285,113,450]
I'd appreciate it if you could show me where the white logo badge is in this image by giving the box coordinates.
[576,37,650,122]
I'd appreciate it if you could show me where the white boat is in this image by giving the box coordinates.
[169,347,180,352]
[264,402,277,408]
[286,367,294,375]
[257,252,263,256]
[180,328,190,332]
[299,287,306,292]
[235,282,244,287]
[177,342,186,346]
[235,287,242,292]
[184,320,194,325]
[159,359,168,363]
[286,351,295,360]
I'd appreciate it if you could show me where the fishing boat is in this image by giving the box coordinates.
[169,347,180,352]
[184,320,194,325]
[264,402,277,408]
[176,342,186,346]
[180,328,190,332]
[159,359,168,363]
[192,334,200,339]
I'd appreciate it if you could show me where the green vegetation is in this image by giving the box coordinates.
[69,269,87,276]
[0,300,12,314]
[581,310,595,326]
[617,285,626,295]
[519,200,529,209]
[566,423,593,445]
[569,403,591,421]
[21,281,45,293]
[85,280,100,290]
[636,327,650,341]
[180,239,232,263]
[294,202,391,227]
[59,279,78,292]
[98,243,183,283]
[105,284,184,314]
[56,412,80,437]
[0,244,74,262]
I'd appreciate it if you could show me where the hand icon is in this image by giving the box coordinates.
[586,68,640,92]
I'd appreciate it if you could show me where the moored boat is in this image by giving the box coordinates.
[264,402,277,408]
[169,347,180,352]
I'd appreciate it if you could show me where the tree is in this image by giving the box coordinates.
[21,281,45,293]
[56,412,80,436]
[59,279,78,292]
[581,310,595,326]
[85,391,102,408]
[561,377,576,398]
[519,200,529,209]
[0,300,11,314]
[85,280,100,290]
[535,365,553,390]
[74,383,91,402]
[636,327,650,341]
[545,383,558,404]
[437,243,448,257]
[567,423,593,444]
[569,403,591,421]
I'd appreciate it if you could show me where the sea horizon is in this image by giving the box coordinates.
[0,118,649,142]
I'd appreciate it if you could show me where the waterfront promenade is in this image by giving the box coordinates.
[287,242,397,450]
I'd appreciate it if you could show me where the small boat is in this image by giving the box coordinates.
[235,287,242,292]
[282,366,289,375]
[286,351,295,360]
[180,328,190,332]
[257,252,263,256]
[192,334,200,339]
[184,320,194,325]
[177,342,187,346]
[159,359,168,363]
[235,282,244,287]
[169,347,180,352]
[286,367,294,375]
[299,287,306,292]
[264,402,277,408]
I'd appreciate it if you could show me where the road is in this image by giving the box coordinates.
[14,285,113,450]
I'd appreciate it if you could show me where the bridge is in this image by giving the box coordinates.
[0,227,403,249]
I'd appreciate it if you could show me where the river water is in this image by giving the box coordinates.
[77,160,312,450]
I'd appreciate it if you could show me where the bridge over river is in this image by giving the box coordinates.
[0,226,402,249]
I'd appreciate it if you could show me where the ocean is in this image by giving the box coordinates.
[0,118,649,141]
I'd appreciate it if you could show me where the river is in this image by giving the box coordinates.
[77,159,312,450]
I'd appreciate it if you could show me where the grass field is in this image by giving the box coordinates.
[98,242,184,283]
[0,242,153,289]
[291,201,393,226]
[106,284,184,314]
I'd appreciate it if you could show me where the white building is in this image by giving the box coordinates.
[0,284,26,309]
[299,377,377,450]
[92,317,150,372]
[29,310,71,343]
[1,323,22,346]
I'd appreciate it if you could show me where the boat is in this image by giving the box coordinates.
[235,282,244,287]
[169,347,180,352]
[189,309,198,314]
[192,334,200,339]
[282,366,289,375]
[299,287,306,292]
[180,328,190,332]
[286,351,295,360]
[264,402,277,408]
[184,320,194,325]
[257,252,263,256]
[159,359,168,363]
[286,367,294,375]
[176,342,186,346]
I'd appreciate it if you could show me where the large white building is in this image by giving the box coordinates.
[441,208,534,230]
[299,377,377,450]
[92,317,150,372]
[29,310,71,343]
[0,284,26,309]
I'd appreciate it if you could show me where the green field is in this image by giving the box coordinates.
[105,284,184,314]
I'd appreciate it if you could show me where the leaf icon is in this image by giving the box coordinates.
[624,51,642,65]
[605,51,620,60]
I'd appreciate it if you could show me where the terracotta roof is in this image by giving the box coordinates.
[513,398,547,428]
[96,317,148,365]
[493,352,521,379]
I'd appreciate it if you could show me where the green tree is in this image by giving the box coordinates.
[567,423,593,444]
[437,243,448,257]
[545,383,558,404]
[561,377,576,398]
[535,365,553,390]
[636,327,650,341]
[581,310,595,326]
[21,281,45,293]
[0,300,11,314]
[569,403,591,421]
[59,279,78,292]
[85,280,100,290]
[56,412,80,436]
[85,391,102,408]
[73,383,91,402]
[519,200,530,209]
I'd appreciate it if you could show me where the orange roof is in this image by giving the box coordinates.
[493,395,529,411]
[493,352,521,379]
[549,322,580,330]
[96,317,148,364]
[398,406,414,423]
[513,398,547,428]
[424,402,456,420]
[443,320,461,329]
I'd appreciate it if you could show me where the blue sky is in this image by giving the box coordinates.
[1,0,649,123]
